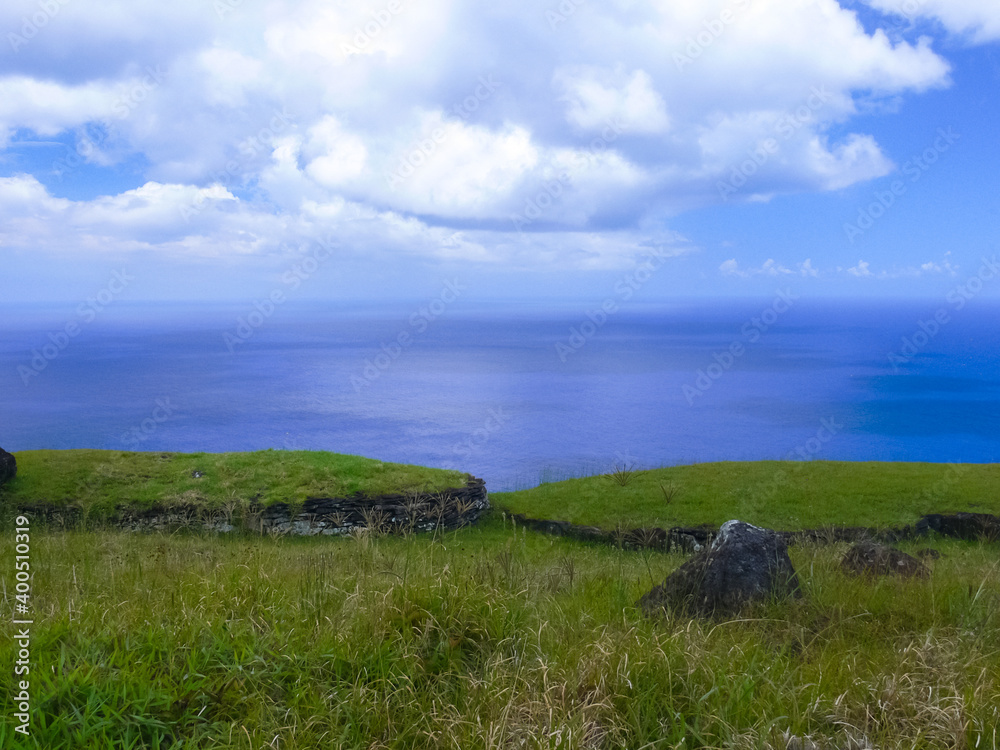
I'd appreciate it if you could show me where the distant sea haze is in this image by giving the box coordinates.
[2,297,998,490]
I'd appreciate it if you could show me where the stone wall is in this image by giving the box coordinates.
[506,509,1000,552]
[17,477,490,536]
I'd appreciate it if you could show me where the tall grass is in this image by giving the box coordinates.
[1,520,998,748]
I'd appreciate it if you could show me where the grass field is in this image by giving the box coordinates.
[493,461,1000,531]
[1,521,998,748]
[1,453,999,748]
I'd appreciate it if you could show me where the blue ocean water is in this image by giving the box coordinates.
[1,298,998,490]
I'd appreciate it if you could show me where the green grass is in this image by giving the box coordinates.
[494,460,1000,531]
[1,521,998,748]
[3,454,999,747]
[0,449,468,519]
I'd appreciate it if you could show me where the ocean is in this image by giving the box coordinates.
[2,297,998,490]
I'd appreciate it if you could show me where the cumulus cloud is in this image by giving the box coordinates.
[719,258,805,277]
[555,67,670,134]
[847,259,874,277]
[0,0,964,268]
[865,0,1000,43]
[836,256,959,279]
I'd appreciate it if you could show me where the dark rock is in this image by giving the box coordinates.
[918,512,1000,542]
[668,525,715,550]
[620,526,668,549]
[840,541,929,579]
[638,520,801,618]
[0,447,15,486]
[674,532,702,554]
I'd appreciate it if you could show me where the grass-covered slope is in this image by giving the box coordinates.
[0,449,469,516]
[494,460,1000,531]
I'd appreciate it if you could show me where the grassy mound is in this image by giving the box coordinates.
[0,449,469,518]
[494,460,1000,531]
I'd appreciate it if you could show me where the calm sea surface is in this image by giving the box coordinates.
[2,299,998,490]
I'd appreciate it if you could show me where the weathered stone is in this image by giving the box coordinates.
[917,512,1000,541]
[840,541,929,579]
[0,447,16,486]
[10,476,488,536]
[638,520,801,618]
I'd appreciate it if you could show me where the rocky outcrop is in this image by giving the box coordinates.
[840,541,929,579]
[638,520,801,618]
[0,447,15,486]
[19,477,489,535]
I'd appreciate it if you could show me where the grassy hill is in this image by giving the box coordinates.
[0,449,469,518]
[493,460,1000,530]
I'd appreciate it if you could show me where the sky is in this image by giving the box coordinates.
[1,0,999,306]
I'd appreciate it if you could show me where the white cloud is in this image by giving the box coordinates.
[0,172,693,271]
[303,116,369,187]
[0,0,965,269]
[555,67,670,134]
[837,255,960,279]
[720,258,796,277]
[0,76,135,146]
[197,47,265,108]
[799,259,819,277]
[866,0,1000,43]
[848,259,873,277]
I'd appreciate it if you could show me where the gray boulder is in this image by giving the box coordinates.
[638,520,801,618]
[0,447,15,486]
[840,541,929,579]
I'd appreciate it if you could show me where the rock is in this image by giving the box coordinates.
[840,541,929,579]
[0,447,15,486]
[638,520,801,618]
[918,512,1000,542]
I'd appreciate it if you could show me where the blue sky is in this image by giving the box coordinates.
[1,0,999,305]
